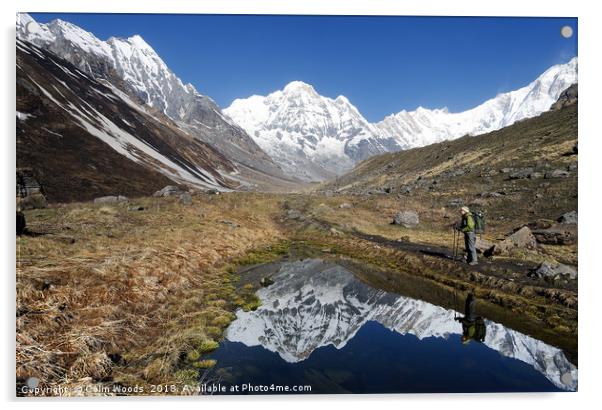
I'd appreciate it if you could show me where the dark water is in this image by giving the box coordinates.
[206,259,577,394]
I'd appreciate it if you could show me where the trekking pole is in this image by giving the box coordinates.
[453,229,458,261]
[451,227,456,260]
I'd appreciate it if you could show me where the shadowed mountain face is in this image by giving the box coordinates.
[225,259,577,391]
[17,39,239,202]
[17,13,297,196]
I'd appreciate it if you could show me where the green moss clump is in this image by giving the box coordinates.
[186,349,201,362]
[235,240,291,266]
[174,369,199,385]
[242,297,261,312]
[194,359,217,369]
[197,339,219,353]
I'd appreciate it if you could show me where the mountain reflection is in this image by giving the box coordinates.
[226,259,577,391]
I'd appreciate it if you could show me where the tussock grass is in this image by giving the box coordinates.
[16,192,285,395]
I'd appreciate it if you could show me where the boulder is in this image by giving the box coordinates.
[393,211,420,228]
[531,262,577,280]
[558,210,577,224]
[480,192,504,198]
[179,192,193,205]
[339,202,353,209]
[494,226,538,255]
[286,209,305,221]
[19,193,47,210]
[220,220,240,228]
[544,169,570,179]
[94,195,128,205]
[528,219,556,230]
[447,198,463,207]
[153,185,182,197]
[532,224,577,245]
[509,168,535,180]
[475,237,495,256]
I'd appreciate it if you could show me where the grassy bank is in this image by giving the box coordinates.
[16,189,578,395]
[16,192,287,395]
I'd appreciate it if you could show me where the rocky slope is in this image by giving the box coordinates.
[17,13,295,191]
[320,95,578,235]
[17,39,239,202]
[226,259,577,391]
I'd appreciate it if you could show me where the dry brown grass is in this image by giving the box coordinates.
[16,192,286,395]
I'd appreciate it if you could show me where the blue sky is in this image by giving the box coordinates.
[30,13,577,121]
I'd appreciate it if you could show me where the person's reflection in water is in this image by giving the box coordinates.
[454,293,487,344]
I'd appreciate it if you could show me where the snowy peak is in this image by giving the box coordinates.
[17,12,194,118]
[225,81,391,181]
[283,80,318,95]
[376,57,578,149]
[17,13,287,186]
[226,58,576,181]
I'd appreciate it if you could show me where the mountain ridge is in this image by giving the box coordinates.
[225,60,576,181]
[17,13,296,191]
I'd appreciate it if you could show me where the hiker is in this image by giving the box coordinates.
[454,293,486,344]
[456,206,478,265]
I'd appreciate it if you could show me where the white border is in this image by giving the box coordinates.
[3,1,601,410]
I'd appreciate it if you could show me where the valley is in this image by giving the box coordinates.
[15,13,578,396]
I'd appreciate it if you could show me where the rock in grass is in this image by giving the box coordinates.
[179,192,192,205]
[544,169,570,179]
[94,195,128,205]
[494,226,537,255]
[19,193,47,209]
[153,185,182,197]
[509,167,535,180]
[531,262,577,280]
[393,210,420,228]
[475,237,495,255]
[532,224,577,245]
[558,210,577,224]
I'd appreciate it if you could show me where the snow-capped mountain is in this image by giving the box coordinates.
[226,259,578,391]
[17,39,238,201]
[225,81,399,181]
[16,13,291,189]
[225,60,577,181]
[377,58,578,149]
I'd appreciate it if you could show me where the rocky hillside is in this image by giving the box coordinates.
[17,13,297,195]
[321,98,578,231]
[17,39,239,202]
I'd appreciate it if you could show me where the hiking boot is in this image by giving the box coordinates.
[469,261,478,266]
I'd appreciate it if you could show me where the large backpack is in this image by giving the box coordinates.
[472,210,486,234]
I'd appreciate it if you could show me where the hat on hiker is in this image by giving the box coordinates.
[461,206,470,213]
